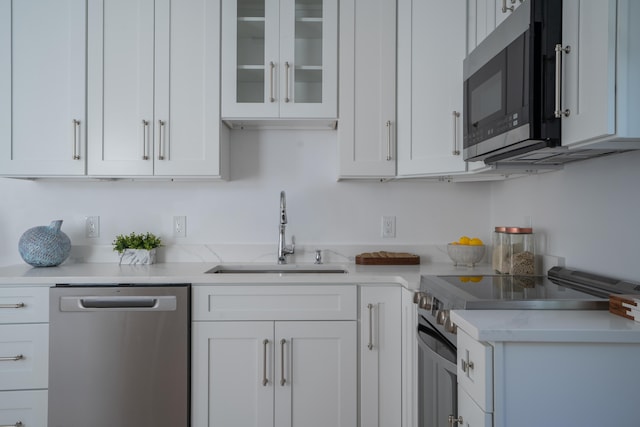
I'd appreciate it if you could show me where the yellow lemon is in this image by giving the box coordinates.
[458,236,470,245]
[469,238,484,246]
[459,277,470,283]
[450,241,459,245]
[469,276,483,282]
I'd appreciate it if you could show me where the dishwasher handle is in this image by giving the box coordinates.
[60,295,177,312]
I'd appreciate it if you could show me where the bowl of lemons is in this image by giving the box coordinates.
[447,236,485,267]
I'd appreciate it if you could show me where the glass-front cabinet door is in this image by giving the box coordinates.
[222,0,337,120]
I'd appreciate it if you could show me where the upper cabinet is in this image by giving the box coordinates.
[88,0,228,178]
[221,0,338,124]
[558,0,640,149]
[467,0,523,55]
[0,0,87,176]
[337,0,397,179]
[397,0,477,176]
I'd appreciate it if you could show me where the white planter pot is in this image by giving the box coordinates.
[119,248,157,265]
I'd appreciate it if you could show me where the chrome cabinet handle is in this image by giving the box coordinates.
[142,120,150,160]
[452,111,460,155]
[262,339,269,386]
[0,303,25,309]
[158,120,166,160]
[501,0,514,13]
[284,62,291,103]
[448,415,464,426]
[367,303,374,350]
[554,44,571,118]
[280,338,286,386]
[72,119,81,160]
[0,354,24,362]
[269,61,276,103]
[461,358,475,373]
[0,422,23,427]
[386,120,393,161]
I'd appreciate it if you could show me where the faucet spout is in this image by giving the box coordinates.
[278,191,295,264]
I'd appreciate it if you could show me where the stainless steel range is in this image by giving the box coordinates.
[414,267,640,427]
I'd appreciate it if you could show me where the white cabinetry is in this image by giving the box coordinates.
[192,285,357,427]
[397,0,480,176]
[88,0,228,178]
[466,0,523,55]
[0,287,49,427]
[0,0,86,176]
[454,319,640,426]
[360,286,402,427]
[559,0,640,149]
[221,0,338,123]
[337,0,396,179]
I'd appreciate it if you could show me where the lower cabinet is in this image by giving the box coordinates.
[360,286,402,427]
[191,285,357,427]
[192,320,356,427]
[0,390,48,427]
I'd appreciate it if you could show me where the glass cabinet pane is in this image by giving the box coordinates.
[293,0,323,103]
[237,0,266,103]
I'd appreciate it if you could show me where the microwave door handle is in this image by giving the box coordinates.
[554,44,571,118]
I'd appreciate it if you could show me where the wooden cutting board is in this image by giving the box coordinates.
[355,251,420,265]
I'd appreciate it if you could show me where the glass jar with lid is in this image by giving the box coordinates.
[492,226,508,273]
[505,227,536,275]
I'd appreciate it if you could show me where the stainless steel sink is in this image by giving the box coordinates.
[205,265,348,274]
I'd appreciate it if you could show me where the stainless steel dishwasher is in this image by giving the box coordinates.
[48,284,190,427]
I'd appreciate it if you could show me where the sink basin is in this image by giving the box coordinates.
[205,265,348,274]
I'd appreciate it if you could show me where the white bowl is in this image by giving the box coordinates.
[446,244,486,267]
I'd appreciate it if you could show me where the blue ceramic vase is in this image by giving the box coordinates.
[18,220,71,267]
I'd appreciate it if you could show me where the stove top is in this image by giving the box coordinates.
[418,267,640,312]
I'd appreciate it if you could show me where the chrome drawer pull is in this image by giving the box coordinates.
[0,354,24,362]
[280,338,286,386]
[452,111,460,155]
[554,44,571,118]
[72,119,81,160]
[0,422,24,427]
[262,339,269,386]
[367,303,374,351]
[0,303,25,309]
[142,120,150,160]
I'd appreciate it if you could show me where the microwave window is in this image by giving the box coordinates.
[471,71,502,124]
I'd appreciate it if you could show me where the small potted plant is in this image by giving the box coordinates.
[112,232,162,265]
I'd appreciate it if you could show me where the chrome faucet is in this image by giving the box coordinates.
[277,191,295,264]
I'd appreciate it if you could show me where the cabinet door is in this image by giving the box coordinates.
[494,0,522,29]
[360,287,402,427]
[87,0,155,176]
[397,0,468,176]
[153,0,228,177]
[222,0,280,118]
[192,321,274,427]
[337,0,397,178]
[275,321,357,427]
[0,0,86,176]
[279,0,337,118]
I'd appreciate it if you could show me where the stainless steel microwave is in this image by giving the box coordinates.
[463,0,562,163]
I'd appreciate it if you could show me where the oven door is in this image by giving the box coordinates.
[417,315,458,427]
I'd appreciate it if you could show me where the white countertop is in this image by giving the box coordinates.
[0,261,492,290]
[451,309,640,343]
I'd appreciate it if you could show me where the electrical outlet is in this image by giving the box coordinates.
[85,216,100,238]
[382,216,396,238]
[174,216,187,238]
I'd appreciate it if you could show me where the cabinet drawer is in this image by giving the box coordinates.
[0,390,48,427]
[458,386,493,427]
[0,324,48,391]
[457,328,493,412]
[0,287,49,324]
[193,285,357,321]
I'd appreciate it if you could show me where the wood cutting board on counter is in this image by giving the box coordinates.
[355,251,420,265]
